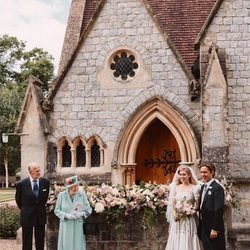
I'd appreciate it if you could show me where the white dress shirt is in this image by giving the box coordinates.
[30,177,39,190]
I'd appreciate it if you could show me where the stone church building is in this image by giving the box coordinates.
[16,0,249,248]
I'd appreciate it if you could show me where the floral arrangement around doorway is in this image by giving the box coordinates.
[47,182,169,231]
[85,182,169,230]
[46,176,240,232]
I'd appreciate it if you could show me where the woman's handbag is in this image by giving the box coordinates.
[83,222,99,235]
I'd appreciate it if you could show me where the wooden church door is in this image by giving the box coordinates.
[135,119,181,184]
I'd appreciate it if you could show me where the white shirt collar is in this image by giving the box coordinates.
[30,177,39,185]
[30,176,37,182]
[206,178,214,187]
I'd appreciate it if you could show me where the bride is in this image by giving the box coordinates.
[166,165,202,250]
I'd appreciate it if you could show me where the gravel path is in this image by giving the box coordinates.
[1,239,21,250]
[0,200,17,206]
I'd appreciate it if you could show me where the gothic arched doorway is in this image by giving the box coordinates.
[135,119,180,184]
[116,98,200,185]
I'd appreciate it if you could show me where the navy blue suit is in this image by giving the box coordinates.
[198,180,225,250]
[16,177,50,250]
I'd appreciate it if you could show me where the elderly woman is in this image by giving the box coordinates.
[54,176,92,250]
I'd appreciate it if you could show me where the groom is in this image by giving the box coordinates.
[198,161,225,250]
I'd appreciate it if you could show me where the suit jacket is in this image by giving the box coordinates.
[15,177,50,227]
[199,180,225,233]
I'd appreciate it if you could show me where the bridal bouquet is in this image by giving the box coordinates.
[174,196,196,221]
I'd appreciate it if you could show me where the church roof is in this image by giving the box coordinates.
[79,0,220,69]
[50,0,222,101]
[147,0,221,69]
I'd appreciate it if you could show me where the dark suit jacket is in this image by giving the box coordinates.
[15,177,50,227]
[199,180,225,233]
[198,180,225,250]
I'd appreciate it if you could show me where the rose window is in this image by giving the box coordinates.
[110,52,138,81]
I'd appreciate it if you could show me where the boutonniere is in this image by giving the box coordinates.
[208,191,212,195]
[208,186,213,190]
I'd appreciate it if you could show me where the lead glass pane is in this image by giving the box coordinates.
[91,141,100,167]
[62,141,71,167]
[77,141,86,167]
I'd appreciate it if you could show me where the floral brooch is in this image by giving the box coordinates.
[208,186,212,195]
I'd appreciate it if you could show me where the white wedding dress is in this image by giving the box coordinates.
[165,186,202,250]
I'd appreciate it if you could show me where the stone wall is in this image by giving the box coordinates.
[201,0,250,239]
[49,0,201,184]
[47,211,168,250]
[46,207,242,250]
[20,95,47,178]
[203,0,250,180]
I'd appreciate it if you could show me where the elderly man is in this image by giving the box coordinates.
[15,162,50,250]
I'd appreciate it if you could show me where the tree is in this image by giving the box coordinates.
[0,83,24,187]
[0,34,54,90]
[21,48,54,91]
[0,34,55,187]
[0,35,25,85]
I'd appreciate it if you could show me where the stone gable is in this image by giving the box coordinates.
[50,0,201,157]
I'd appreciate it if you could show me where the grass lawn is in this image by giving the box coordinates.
[0,189,15,203]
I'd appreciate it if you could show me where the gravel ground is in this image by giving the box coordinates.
[1,239,21,249]
[0,200,17,206]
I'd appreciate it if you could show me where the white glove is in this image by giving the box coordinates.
[65,213,77,220]
[72,211,85,219]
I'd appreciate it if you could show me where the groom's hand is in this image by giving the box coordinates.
[210,229,218,239]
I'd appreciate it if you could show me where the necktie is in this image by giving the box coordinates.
[203,184,208,197]
[200,184,207,208]
[33,180,39,197]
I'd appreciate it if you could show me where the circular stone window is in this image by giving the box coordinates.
[110,51,138,81]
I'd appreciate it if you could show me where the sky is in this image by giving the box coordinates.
[0,0,72,73]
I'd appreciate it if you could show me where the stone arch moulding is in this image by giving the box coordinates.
[86,134,106,167]
[72,135,87,150]
[56,134,106,171]
[116,98,200,185]
[87,134,105,149]
[72,136,87,168]
[57,136,72,168]
[57,135,73,149]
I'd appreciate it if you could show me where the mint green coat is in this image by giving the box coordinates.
[54,190,92,250]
